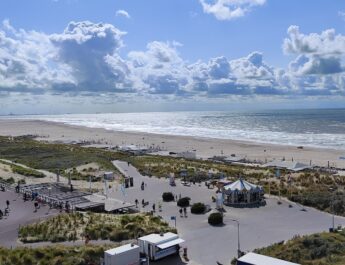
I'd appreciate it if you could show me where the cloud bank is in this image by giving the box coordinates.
[0,20,345,100]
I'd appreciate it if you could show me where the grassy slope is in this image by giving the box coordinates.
[255,231,345,265]
[0,244,116,265]
[0,136,129,179]
[19,212,176,243]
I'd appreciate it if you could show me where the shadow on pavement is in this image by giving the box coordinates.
[152,255,188,265]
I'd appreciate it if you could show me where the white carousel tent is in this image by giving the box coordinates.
[223,178,264,206]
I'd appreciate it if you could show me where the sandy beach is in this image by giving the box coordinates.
[0,118,344,168]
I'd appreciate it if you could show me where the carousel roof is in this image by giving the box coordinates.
[224,178,261,192]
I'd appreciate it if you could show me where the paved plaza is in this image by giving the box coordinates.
[111,160,345,265]
[0,189,59,248]
[1,161,345,265]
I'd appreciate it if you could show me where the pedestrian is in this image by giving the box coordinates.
[183,207,187,217]
[34,202,38,212]
[6,200,9,209]
[4,208,9,216]
[127,161,130,167]
[0,209,3,219]
[179,208,183,217]
[142,199,145,207]
[135,199,138,208]
[152,203,156,212]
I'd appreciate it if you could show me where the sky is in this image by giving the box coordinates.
[1,0,345,114]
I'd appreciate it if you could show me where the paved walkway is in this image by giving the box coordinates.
[111,160,345,265]
[0,190,59,248]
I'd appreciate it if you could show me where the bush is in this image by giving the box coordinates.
[109,230,130,241]
[162,192,175,202]
[191,203,206,214]
[177,197,191,207]
[208,212,223,226]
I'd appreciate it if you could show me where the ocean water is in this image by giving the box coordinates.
[16,109,345,150]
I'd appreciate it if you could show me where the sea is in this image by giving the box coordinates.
[14,109,345,150]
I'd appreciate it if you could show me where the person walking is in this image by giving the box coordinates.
[6,200,9,210]
[135,199,138,208]
[142,199,145,208]
[152,203,156,212]
[0,209,3,219]
[183,207,187,217]
[179,208,183,217]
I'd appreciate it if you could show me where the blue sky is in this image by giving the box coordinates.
[1,0,345,114]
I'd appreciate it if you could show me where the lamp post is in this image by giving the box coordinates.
[231,219,241,258]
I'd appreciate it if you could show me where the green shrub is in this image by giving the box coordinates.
[10,165,45,178]
[162,192,174,202]
[191,202,206,214]
[208,212,223,226]
[109,230,130,241]
[177,197,190,207]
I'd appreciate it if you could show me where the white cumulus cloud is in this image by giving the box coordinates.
[284,25,345,76]
[199,0,266,20]
[0,20,345,100]
[116,9,131,19]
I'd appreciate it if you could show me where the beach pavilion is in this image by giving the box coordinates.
[222,178,264,206]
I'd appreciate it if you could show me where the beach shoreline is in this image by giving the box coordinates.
[0,118,344,168]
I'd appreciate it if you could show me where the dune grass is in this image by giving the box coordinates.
[19,212,176,243]
[0,244,117,265]
[0,136,129,178]
[253,230,345,265]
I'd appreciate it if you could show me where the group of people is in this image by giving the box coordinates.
[134,198,162,213]
[0,200,10,219]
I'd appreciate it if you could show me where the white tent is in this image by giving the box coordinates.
[223,178,264,206]
[224,178,261,192]
[264,160,311,172]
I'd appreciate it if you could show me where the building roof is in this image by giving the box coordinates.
[224,179,262,192]
[138,232,178,244]
[264,160,311,171]
[84,194,135,212]
[157,238,185,249]
[238,252,300,265]
[119,145,148,152]
[105,244,139,255]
